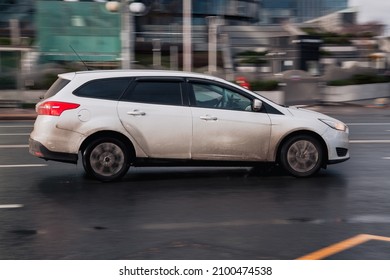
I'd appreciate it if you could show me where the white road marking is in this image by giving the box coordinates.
[0,145,29,148]
[347,123,390,126]
[0,164,47,168]
[350,140,390,144]
[0,133,30,136]
[0,125,33,128]
[141,215,390,231]
[140,220,265,230]
[0,204,23,209]
[383,157,390,160]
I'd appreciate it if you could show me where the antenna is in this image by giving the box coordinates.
[69,45,90,71]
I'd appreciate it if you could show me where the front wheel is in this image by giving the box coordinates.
[82,137,130,182]
[280,135,323,177]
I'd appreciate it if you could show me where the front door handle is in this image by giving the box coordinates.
[200,115,218,121]
[127,110,146,116]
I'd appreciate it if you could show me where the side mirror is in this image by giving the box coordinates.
[252,99,262,112]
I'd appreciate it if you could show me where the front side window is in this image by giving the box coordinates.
[191,82,252,111]
[73,78,131,100]
[123,81,183,106]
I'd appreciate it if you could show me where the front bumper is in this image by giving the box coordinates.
[328,157,349,164]
[322,127,350,164]
[29,138,78,164]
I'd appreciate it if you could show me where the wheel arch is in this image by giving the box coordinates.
[276,130,328,168]
[80,130,136,163]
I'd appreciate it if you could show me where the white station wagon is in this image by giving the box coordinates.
[29,70,349,181]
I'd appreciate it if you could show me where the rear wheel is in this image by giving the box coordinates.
[82,137,130,182]
[280,135,323,177]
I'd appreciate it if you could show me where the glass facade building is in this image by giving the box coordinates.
[0,0,34,29]
[1,0,259,28]
[259,0,349,24]
[145,0,259,25]
[1,0,349,29]
[323,0,348,13]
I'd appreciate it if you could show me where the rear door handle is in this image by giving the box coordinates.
[200,115,218,121]
[127,110,146,116]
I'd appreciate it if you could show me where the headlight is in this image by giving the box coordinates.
[319,119,348,132]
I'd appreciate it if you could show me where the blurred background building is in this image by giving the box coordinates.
[0,0,388,91]
[259,0,348,24]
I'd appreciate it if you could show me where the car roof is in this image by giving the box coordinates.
[59,69,227,83]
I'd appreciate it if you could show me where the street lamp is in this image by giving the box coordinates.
[183,0,192,72]
[105,0,146,69]
[207,16,223,74]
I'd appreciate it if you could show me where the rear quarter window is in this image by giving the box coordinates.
[73,78,132,100]
[44,78,70,99]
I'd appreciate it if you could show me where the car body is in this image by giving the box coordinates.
[29,70,349,181]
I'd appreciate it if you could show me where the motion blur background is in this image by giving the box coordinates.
[1,1,390,261]
[0,0,389,105]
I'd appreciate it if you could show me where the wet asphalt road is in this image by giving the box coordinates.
[0,106,390,260]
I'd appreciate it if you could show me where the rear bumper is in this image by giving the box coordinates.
[29,138,78,164]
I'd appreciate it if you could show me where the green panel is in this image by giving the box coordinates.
[36,1,121,62]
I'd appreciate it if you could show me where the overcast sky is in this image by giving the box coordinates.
[349,0,390,34]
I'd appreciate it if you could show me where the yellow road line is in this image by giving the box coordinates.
[297,234,390,260]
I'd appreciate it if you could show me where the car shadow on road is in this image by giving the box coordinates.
[36,163,348,196]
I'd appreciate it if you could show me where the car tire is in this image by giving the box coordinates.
[82,137,130,182]
[280,135,323,177]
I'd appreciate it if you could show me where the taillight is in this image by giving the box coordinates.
[37,101,80,116]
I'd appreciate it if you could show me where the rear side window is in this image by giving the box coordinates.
[44,78,70,99]
[123,81,183,106]
[73,78,131,101]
